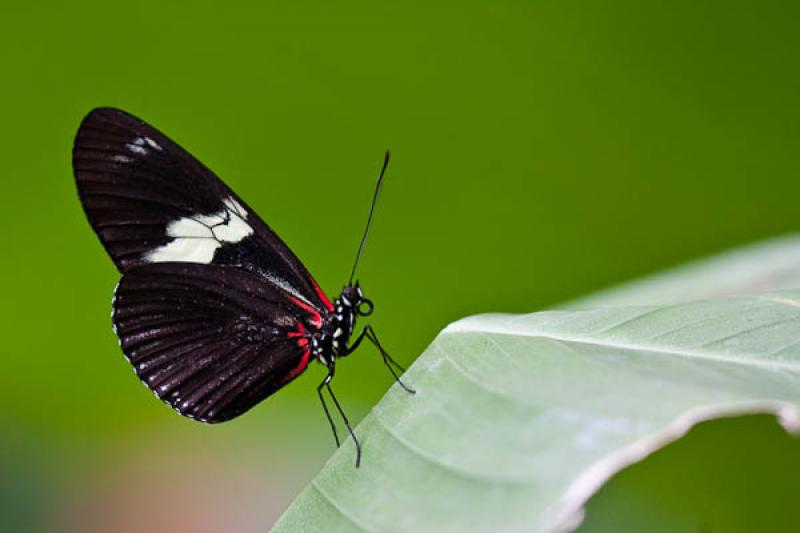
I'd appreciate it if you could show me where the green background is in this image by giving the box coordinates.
[1,1,798,531]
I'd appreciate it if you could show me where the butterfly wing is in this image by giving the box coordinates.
[73,107,333,312]
[112,262,314,423]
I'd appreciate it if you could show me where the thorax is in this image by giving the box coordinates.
[310,298,356,365]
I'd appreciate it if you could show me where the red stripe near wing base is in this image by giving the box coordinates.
[287,322,306,338]
[311,278,335,312]
[288,296,323,329]
[287,322,310,369]
[286,346,311,381]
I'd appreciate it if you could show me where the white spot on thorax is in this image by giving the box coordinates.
[145,196,254,264]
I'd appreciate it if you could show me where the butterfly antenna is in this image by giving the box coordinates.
[349,151,390,285]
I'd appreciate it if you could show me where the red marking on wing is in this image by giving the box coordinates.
[288,323,309,348]
[287,322,306,338]
[286,346,311,381]
[289,296,323,329]
[311,278,335,312]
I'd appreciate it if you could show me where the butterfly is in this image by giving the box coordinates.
[72,107,414,466]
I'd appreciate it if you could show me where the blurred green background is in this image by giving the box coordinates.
[1,1,799,531]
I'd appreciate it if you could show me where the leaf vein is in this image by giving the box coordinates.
[371,411,533,486]
[309,481,375,532]
[442,327,800,373]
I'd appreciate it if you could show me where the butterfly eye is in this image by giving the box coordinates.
[357,298,374,316]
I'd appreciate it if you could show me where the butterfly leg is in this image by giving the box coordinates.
[327,378,362,467]
[318,362,362,467]
[363,325,416,394]
[317,367,340,448]
[366,326,408,373]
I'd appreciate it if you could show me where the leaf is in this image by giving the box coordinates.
[578,413,800,532]
[568,235,800,309]
[272,237,800,532]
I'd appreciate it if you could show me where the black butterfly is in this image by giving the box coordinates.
[72,107,413,466]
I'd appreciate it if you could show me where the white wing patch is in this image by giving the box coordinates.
[145,196,253,264]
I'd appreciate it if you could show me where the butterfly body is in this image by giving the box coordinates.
[74,107,410,464]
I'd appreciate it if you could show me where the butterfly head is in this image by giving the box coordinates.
[340,282,374,317]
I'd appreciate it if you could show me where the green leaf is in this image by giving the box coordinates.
[579,414,800,532]
[273,238,800,532]
[568,235,800,309]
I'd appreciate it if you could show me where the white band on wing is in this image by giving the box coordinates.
[145,197,253,264]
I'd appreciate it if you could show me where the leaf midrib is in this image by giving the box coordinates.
[442,324,800,373]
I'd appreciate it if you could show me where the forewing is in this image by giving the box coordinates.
[73,107,333,311]
[112,262,313,423]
